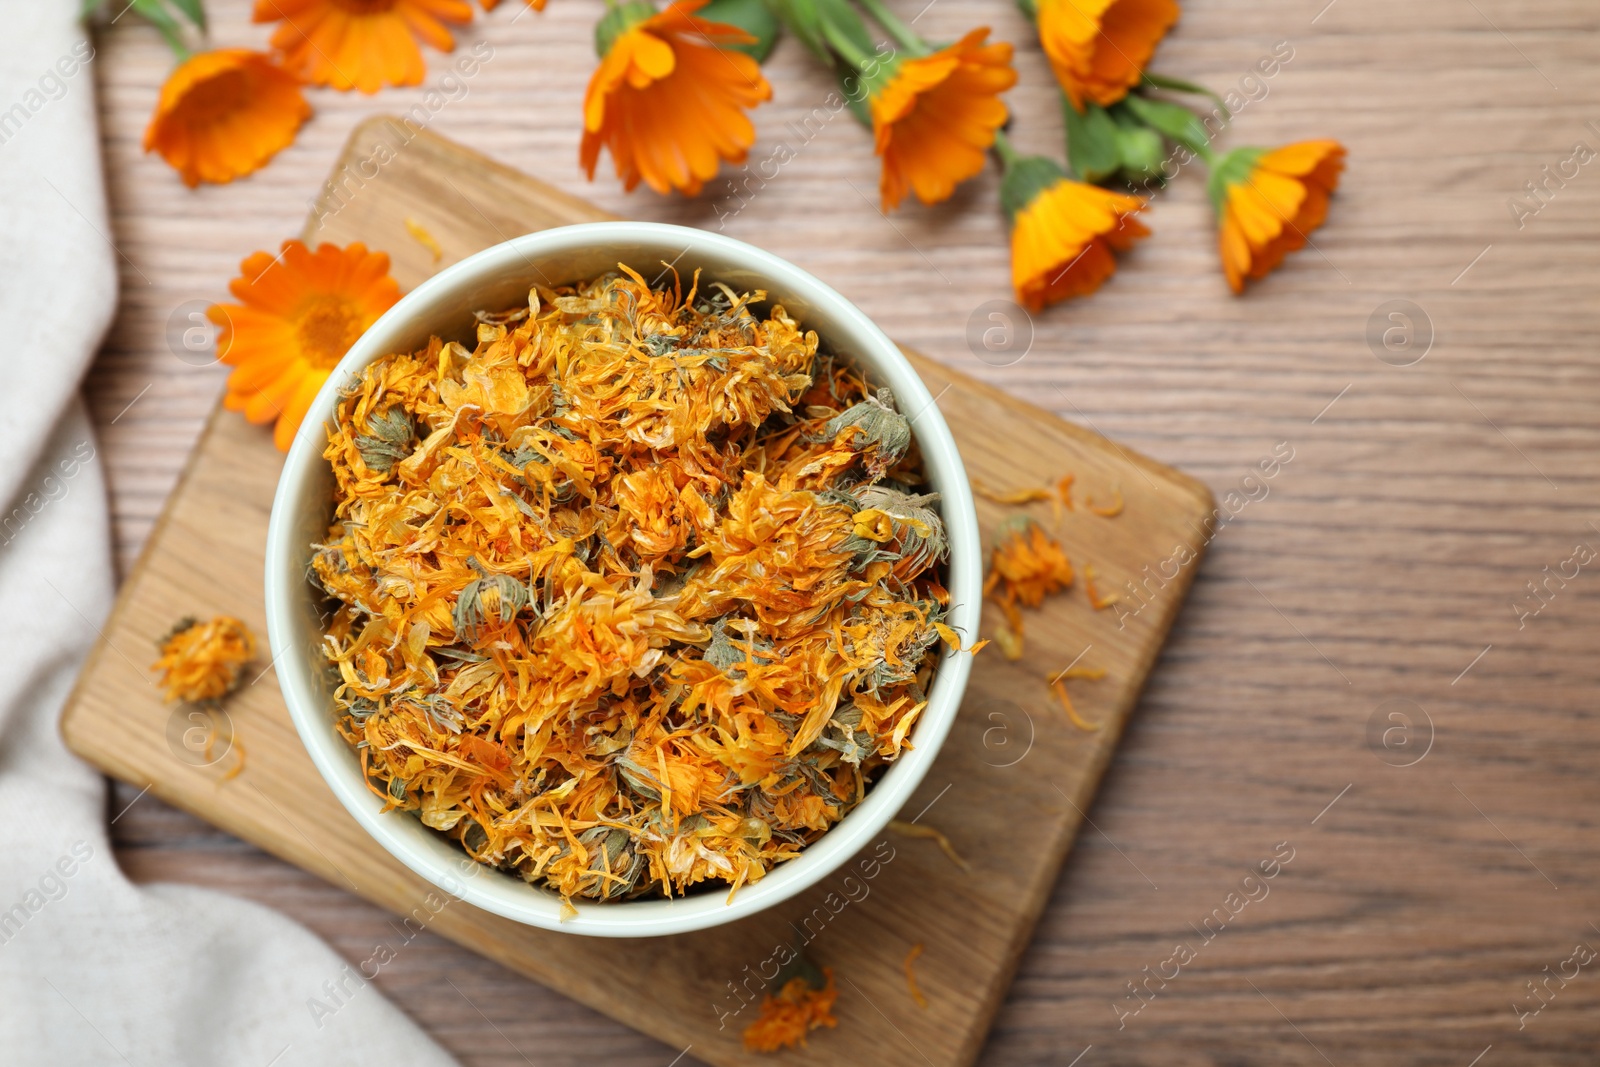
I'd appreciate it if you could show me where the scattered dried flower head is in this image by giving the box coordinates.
[983,515,1074,658]
[743,965,839,1051]
[152,616,258,705]
[316,268,951,905]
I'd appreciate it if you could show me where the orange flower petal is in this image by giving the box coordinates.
[255,0,470,93]
[273,371,329,451]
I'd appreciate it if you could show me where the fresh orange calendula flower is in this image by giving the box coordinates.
[252,0,473,94]
[871,28,1017,212]
[209,241,401,451]
[478,0,544,8]
[152,616,257,704]
[1211,140,1347,293]
[1000,149,1149,311]
[743,968,839,1051]
[1035,0,1179,112]
[143,49,311,189]
[581,0,772,196]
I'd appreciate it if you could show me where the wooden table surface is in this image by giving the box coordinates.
[86,1,1600,1064]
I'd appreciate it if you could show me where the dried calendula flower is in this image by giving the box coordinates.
[983,515,1074,658]
[986,517,1074,606]
[822,388,913,480]
[743,961,839,1052]
[316,269,952,905]
[151,616,257,704]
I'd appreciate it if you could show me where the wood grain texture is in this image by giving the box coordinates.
[77,0,1600,1063]
[62,120,1213,1067]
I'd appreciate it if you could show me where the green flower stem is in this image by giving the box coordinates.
[992,129,1022,170]
[1141,71,1230,120]
[822,17,876,70]
[854,0,928,56]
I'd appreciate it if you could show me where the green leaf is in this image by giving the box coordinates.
[1120,94,1213,158]
[80,0,111,19]
[130,0,189,58]
[1141,71,1229,118]
[1112,122,1165,182]
[1063,98,1120,183]
[700,0,780,62]
[999,154,1068,222]
[166,0,207,30]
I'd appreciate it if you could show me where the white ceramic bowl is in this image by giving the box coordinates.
[265,222,980,936]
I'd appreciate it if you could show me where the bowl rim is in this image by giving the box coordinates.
[264,221,981,936]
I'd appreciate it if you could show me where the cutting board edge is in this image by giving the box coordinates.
[311,115,623,237]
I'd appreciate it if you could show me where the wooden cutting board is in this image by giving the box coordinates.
[61,118,1213,1067]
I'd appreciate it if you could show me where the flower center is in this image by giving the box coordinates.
[295,296,365,369]
[329,0,399,12]
[181,69,251,125]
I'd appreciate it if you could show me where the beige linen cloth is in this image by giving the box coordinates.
[0,5,458,1064]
